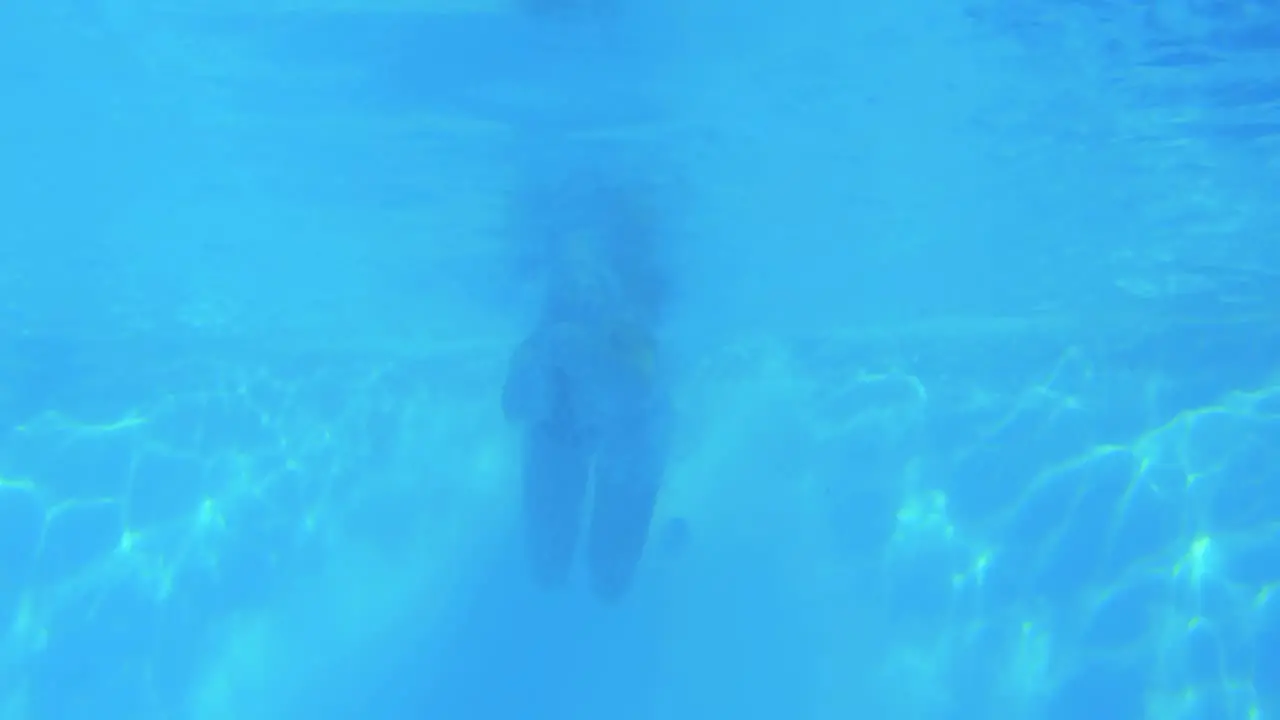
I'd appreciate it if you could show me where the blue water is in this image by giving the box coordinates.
[2,0,1279,718]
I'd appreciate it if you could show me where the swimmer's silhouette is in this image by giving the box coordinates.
[503,179,670,603]
[503,0,672,603]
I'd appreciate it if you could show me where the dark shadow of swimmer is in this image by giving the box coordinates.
[503,312,683,602]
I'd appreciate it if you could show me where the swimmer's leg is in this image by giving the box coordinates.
[521,420,590,588]
[586,418,664,601]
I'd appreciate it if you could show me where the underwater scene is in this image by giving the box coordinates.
[1,0,1278,718]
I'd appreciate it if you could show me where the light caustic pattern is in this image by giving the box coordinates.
[0,330,1277,718]
[727,332,1279,720]
[0,347,517,719]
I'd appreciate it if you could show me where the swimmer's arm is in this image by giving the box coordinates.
[502,335,554,424]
